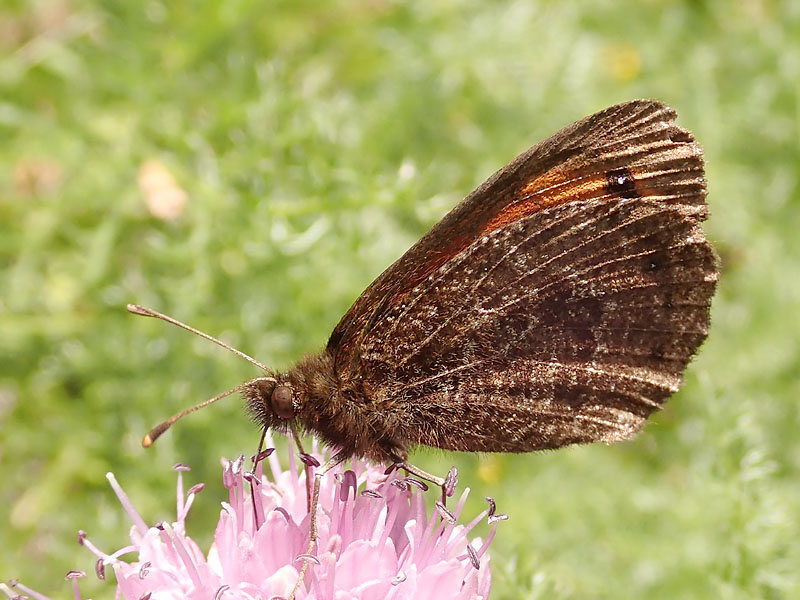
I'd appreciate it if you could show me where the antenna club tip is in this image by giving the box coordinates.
[127,304,151,316]
[142,434,154,448]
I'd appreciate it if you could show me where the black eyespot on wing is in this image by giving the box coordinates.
[606,167,639,199]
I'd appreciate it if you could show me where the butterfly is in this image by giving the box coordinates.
[237,99,718,468]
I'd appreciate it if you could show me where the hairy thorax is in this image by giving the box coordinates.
[283,350,407,463]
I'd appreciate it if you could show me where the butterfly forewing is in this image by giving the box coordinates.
[326,99,718,453]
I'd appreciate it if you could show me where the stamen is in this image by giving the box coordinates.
[298,453,320,468]
[469,518,503,569]
[228,456,245,524]
[360,488,383,499]
[391,479,409,492]
[65,570,85,600]
[244,472,264,530]
[95,558,106,580]
[187,483,205,495]
[221,458,236,490]
[106,473,149,537]
[404,477,428,491]
[488,513,509,524]
[160,522,203,588]
[444,466,458,497]
[485,496,496,517]
[273,507,291,522]
[178,483,204,524]
[65,570,85,580]
[435,500,457,524]
[107,545,137,562]
[139,561,151,579]
[339,470,357,502]
[466,544,480,570]
[242,473,259,486]
[232,455,245,475]
[4,580,52,600]
[175,465,186,517]
[251,448,275,465]
[75,530,121,565]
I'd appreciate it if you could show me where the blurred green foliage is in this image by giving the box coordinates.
[1,0,799,598]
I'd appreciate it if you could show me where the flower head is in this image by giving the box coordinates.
[78,441,503,599]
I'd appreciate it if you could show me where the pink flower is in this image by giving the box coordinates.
[74,441,503,599]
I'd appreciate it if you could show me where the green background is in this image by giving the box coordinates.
[2,0,798,598]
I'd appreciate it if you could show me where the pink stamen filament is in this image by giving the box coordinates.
[106,473,149,537]
[160,522,204,589]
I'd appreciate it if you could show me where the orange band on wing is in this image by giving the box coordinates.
[480,169,616,237]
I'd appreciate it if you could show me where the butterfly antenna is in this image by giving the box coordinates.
[128,304,276,447]
[142,377,276,447]
[127,304,269,370]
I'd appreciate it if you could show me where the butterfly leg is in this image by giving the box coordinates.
[288,449,349,600]
[289,422,313,511]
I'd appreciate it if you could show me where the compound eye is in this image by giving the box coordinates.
[271,385,295,419]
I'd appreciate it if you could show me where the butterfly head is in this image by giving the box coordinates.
[242,376,299,432]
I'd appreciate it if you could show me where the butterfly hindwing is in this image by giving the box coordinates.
[358,197,717,451]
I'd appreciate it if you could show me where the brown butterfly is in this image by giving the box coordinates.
[238,99,717,463]
[131,99,718,597]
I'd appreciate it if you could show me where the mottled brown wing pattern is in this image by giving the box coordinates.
[327,99,718,453]
[358,198,717,451]
[328,100,706,375]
